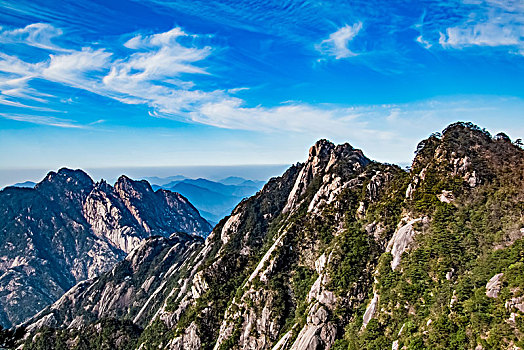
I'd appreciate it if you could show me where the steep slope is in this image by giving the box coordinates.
[332,123,524,350]
[0,169,211,328]
[20,122,524,350]
[150,139,400,350]
[144,124,524,350]
[24,232,204,333]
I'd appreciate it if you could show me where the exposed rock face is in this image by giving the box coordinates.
[386,217,427,270]
[290,303,336,350]
[24,233,204,332]
[169,322,201,350]
[0,168,211,328]
[437,190,455,203]
[486,273,504,298]
[505,296,524,313]
[362,293,379,328]
[284,140,370,213]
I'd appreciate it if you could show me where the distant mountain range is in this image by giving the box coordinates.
[146,176,265,224]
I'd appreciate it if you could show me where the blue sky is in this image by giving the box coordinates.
[0,0,523,183]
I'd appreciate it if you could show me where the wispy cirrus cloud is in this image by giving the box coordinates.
[123,27,190,49]
[192,98,389,140]
[416,0,524,55]
[0,22,386,137]
[0,23,70,52]
[42,48,112,88]
[439,20,524,53]
[0,24,220,124]
[316,22,363,59]
[0,113,85,128]
[102,27,216,113]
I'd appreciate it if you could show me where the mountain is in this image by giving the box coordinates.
[10,181,36,189]
[218,176,248,185]
[20,123,524,350]
[151,177,264,224]
[218,176,265,188]
[168,182,242,223]
[142,175,187,186]
[176,178,259,198]
[0,169,211,328]
[24,232,204,334]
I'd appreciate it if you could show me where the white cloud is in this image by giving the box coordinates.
[42,48,112,88]
[124,27,188,49]
[0,113,84,128]
[0,23,69,52]
[0,97,59,112]
[192,99,393,141]
[0,25,218,117]
[416,35,432,49]
[439,22,522,48]
[434,0,524,54]
[0,53,40,77]
[316,22,362,59]
[101,27,215,114]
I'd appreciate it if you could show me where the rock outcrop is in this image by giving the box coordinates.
[485,273,503,298]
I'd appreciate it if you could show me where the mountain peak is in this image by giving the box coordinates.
[41,168,93,187]
[35,168,94,197]
[306,139,367,177]
[115,175,153,195]
[307,139,359,164]
[282,139,370,213]
[308,139,335,159]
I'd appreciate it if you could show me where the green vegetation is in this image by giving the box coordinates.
[23,319,141,350]
[334,123,524,350]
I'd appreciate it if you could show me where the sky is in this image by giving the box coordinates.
[0,0,523,186]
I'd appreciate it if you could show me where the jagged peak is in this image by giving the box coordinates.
[93,178,113,192]
[114,175,154,194]
[36,167,94,190]
[307,139,361,165]
[282,139,370,213]
[308,139,335,158]
[115,174,133,185]
[414,121,522,164]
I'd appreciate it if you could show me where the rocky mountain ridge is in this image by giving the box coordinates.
[18,122,524,350]
[0,169,211,328]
